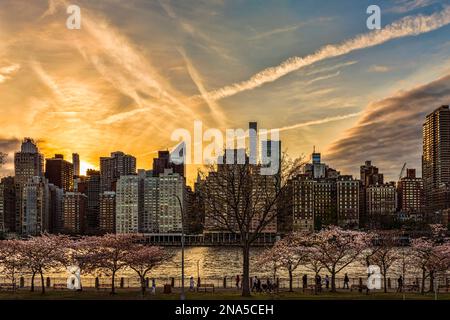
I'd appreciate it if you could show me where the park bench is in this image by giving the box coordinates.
[53,283,67,290]
[197,283,214,293]
[404,284,419,292]
[0,283,16,291]
[305,284,316,294]
[96,284,111,290]
[350,284,368,292]
[438,284,450,293]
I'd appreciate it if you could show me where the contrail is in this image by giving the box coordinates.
[206,6,450,101]
[274,112,362,133]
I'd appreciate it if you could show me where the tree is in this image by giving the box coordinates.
[124,245,170,296]
[369,231,400,293]
[0,152,6,168]
[309,226,369,292]
[0,240,25,291]
[20,234,69,293]
[88,234,137,294]
[200,153,303,296]
[262,232,311,292]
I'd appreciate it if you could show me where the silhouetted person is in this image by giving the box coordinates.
[397,276,403,293]
[344,273,350,289]
[302,274,308,292]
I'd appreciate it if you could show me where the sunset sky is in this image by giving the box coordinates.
[1,0,450,184]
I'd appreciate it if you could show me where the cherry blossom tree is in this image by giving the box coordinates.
[369,232,400,293]
[0,152,6,168]
[0,240,26,291]
[20,234,70,293]
[123,245,171,296]
[309,226,369,292]
[87,234,138,294]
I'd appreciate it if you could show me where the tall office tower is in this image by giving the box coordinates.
[21,176,50,235]
[142,175,159,233]
[48,183,64,233]
[14,138,44,185]
[303,151,339,179]
[72,153,80,177]
[45,154,74,191]
[423,105,450,213]
[63,192,87,234]
[85,169,100,234]
[99,191,116,234]
[0,177,16,233]
[100,151,136,192]
[360,161,384,187]
[397,168,424,218]
[152,150,185,178]
[337,176,360,229]
[115,175,141,234]
[158,169,184,233]
[366,183,396,228]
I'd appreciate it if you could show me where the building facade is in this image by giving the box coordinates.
[63,192,87,234]
[45,154,74,191]
[115,175,141,234]
[100,151,136,192]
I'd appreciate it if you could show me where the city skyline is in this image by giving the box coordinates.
[1,1,450,184]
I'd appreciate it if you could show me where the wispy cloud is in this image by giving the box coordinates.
[305,71,340,85]
[368,65,391,73]
[326,73,450,179]
[0,63,20,83]
[205,6,450,101]
[274,112,362,133]
[388,0,438,14]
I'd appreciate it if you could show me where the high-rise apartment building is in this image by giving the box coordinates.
[85,169,100,234]
[289,174,315,232]
[422,105,450,213]
[14,138,44,185]
[21,176,50,235]
[366,183,396,227]
[115,175,141,234]
[45,154,74,191]
[48,183,64,233]
[99,191,116,234]
[157,169,184,233]
[397,168,424,218]
[63,192,87,234]
[100,152,136,192]
[337,176,360,228]
[0,177,15,233]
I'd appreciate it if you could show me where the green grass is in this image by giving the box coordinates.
[0,289,449,300]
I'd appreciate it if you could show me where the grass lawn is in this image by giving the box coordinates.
[0,289,449,300]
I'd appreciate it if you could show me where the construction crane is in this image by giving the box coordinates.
[399,162,407,181]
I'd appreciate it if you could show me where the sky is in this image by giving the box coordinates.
[1,0,450,184]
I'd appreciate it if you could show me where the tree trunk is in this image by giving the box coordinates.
[429,271,434,293]
[421,268,426,294]
[40,272,45,294]
[331,268,336,292]
[288,267,293,292]
[242,245,251,297]
[141,277,146,297]
[30,272,35,292]
[383,265,387,293]
[111,271,116,295]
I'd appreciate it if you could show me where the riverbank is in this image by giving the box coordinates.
[1,288,449,300]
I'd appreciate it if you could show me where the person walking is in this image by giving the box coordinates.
[252,276,258,292]
[151,278,156,295]
[325,275,330,290]
[257,277,262,293]
[235,275,240,289]
[189,276,195,292]
[397,276,403,293]
[344,273,350,289]
[302,274,307,293]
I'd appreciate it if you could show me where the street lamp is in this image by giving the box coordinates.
[173,194,185,300]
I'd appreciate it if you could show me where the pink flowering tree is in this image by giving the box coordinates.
[123,245,171,296]
[0,240,26,291]
[87,234,138,294]
[20,234,70,293]
[309,226,369,292]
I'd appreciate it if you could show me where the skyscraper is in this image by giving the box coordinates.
[100,151,136,192]
[22,176,50,235]
[45,154,74,191]
[422,105,450,213]
[72,153,80,177]
[397,168,424,219]
[337,176,360,228]
[0,177,15,233]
